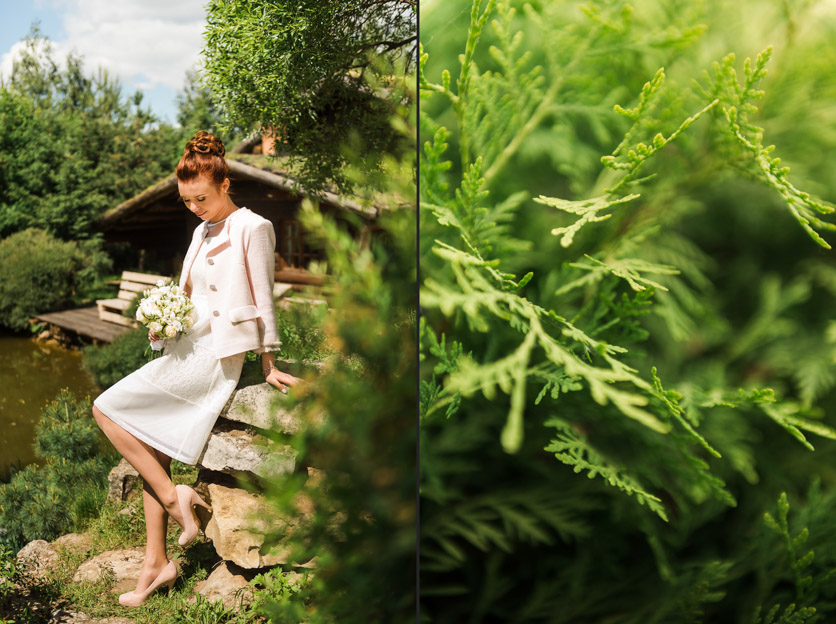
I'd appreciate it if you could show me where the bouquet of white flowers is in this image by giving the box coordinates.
[135,280,196,351]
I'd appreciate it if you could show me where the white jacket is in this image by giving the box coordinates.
[178,207,281,359]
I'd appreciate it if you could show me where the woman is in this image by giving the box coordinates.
[92,131,300,606]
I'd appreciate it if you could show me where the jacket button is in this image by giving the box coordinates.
[209,284,217,291]
[207,258,214,265]
[213,310,220,317]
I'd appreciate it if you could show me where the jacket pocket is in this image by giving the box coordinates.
[228,304,259,323]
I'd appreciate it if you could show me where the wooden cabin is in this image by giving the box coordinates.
[96,155,382,287]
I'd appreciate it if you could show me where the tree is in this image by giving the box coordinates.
[0,29,182,240]
[175,67,242,146]
[201,0,417,193]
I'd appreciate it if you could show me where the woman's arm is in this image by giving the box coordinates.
[261,351,301,393]
[244,219,281,351]
[245,218,301,392]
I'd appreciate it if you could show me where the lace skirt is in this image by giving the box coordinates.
[93,294,245,464]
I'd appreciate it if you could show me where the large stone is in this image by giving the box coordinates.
[106,459,140,503]
[52,533,93,557]
[49,609,135,624]
[16,540,60,580]
[197,424,297,480]
[72,547,146,595]
[203,483,309,569]
[221,382,302,432]
[191,561,253,609]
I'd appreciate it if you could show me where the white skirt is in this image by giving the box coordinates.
[93,294,245,464]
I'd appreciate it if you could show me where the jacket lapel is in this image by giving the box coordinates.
[206,217,232,257]
[179,225,207,290]
[179,209,244,289]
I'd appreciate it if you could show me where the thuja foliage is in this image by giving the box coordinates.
[241,129,416,621]
[421,0,836,621]
[0,390,115,553]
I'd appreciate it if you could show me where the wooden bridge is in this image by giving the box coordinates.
[33,271,165,345]
[34,306,132,344]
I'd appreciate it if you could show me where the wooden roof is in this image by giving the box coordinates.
[98,158,380,230]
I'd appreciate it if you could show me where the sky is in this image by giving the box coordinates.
[0,0,208,124]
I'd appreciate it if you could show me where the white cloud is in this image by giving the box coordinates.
[0,40,33,82]
[3,0,206,92]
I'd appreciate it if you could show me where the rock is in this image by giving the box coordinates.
[203,484,310,569]
[282,568,311,587]
[221,383,303,432]
[37,329,51,341]
[118,503,138,516]
[107,459,141,503]
[192,561,253,609]
[16,540,60,580]
[197,424,297,480]
[52,533,93,556]
[72,547,146,595]
[306,467,326,488]
[48,609,135,624]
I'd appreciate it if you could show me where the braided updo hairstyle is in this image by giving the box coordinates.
[176,131,228,186]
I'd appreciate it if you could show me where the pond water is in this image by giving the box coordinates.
[0,330,101,480]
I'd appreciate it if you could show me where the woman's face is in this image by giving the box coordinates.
[178,175,230,223]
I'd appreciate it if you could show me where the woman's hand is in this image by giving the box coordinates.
[149,330,163,342]
[265,367,302,394]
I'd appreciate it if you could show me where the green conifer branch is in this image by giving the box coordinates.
[650,367,721,459]
[544,416,669,520]
[701,46,836,248]
[424,242,674,452]
[562,254,680,293]
[481,4,597,184]
[535,194,640,248]
[764,493,815,601]
[455,0,497,169]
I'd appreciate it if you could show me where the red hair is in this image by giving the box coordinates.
[176,131,228,186]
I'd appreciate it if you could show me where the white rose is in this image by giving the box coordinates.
[136,309,146,322]
[165,325,178,338]
[149,321,162,334]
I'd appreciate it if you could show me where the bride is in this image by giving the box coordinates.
[92,131,300,606]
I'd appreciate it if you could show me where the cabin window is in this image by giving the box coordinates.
[278,219,322,270]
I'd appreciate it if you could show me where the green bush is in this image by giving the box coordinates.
[82,326,149,389]
[34,389,106,463]
[0,228,111,331]
[0,546,20,623]
[276,301,332,361]
[0,390,116,553]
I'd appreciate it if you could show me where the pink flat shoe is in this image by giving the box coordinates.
[175,483,212,547]
[118,559,178,607]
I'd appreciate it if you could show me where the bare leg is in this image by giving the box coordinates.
[92,406,187,531]
[132,449,174,594]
